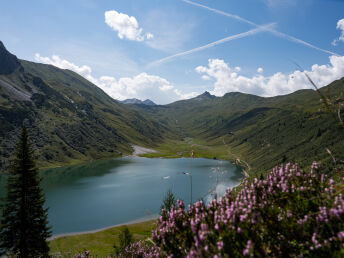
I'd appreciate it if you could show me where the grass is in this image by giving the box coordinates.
[142,138,229,160]
[49,220,156,257]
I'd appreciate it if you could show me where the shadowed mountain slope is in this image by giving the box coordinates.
[0,41,170,169]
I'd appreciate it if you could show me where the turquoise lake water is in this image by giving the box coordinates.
[0,157,242,235]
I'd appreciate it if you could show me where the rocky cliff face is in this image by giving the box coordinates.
[0,41,21,75]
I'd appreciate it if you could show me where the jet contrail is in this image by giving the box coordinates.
[148,23,275,67]
[182,0,339,56]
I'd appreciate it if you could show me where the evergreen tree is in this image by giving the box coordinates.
[160,188,177,218]
[0,127,51,257]
[114,226,132,255]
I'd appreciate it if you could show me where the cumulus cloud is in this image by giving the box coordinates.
[104,10,153,41]
[332,18,344,46]
[257,67,264,73]
[34,53,97,83]
[34,54,195,104]
[196,56,344,97]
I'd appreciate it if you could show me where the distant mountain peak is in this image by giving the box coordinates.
[194,91,215,100]
[0,41,21,75]
[142,99,156,106]
[121,98,156,106]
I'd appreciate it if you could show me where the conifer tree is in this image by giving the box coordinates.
[160,188,177,218]
[0,127,51,257]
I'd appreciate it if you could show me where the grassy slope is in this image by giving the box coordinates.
[0,53,172,170]
[49,220,156,257]
[0,41,343,176]
[138,79,344,175]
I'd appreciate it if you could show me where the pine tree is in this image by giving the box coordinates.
[160,188,177,218]
[0,127,51,257]
[114,226,133,255]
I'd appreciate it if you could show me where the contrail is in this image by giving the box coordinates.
[182,0,339,56]
[148,24,275,67]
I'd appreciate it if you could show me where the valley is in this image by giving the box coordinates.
[0,39,343,177]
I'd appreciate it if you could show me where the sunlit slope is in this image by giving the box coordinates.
[135,79,344,174]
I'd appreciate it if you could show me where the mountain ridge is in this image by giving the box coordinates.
[121,98,156,106]
[0,41,343,174]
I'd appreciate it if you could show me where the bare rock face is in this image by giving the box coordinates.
[0,41,21,75]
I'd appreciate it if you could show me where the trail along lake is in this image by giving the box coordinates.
[1,157,242,235]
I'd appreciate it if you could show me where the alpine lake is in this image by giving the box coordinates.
[0,157,242,235]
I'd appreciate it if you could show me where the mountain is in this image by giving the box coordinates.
[193,91,216,101]
[0,41,343,175]
[0,41,21,75]
[0,41,170,170]
[121,98,156,106]
[133,80,344,174]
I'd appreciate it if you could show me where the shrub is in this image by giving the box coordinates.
[114,226,133,256]
[125,162,344,257]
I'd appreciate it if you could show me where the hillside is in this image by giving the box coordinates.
[121,98,156,106]
[0,42,170,170]
[0,41,343,175]
[134,80,344,174]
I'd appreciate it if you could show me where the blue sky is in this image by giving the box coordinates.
[1,0,344,104]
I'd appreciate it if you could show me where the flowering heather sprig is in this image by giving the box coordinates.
[119,240,159,258]
[125,162,344,257]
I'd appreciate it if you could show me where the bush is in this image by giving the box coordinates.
[160,188,177,219]
[114,226,133,256]
[125,162,344,257]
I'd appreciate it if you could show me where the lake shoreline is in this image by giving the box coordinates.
[48,214,159,241]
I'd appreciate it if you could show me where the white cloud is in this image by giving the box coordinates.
[104,10,153,42]
[146,33,154,40]
[196,56,344,97]
[159,84,173,91]
[34,53,97,83]
[34,54,195,104]
[201,75,211,80]
[332,18,344,46]
[257,67,264,73]
[173,89,199,100]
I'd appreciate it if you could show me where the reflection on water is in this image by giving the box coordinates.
[0,157,242,235]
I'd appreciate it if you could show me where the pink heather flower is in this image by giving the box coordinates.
[338,231,344,239]
[217,241,224,251]
[243,249,249,256]
[243,240,252,256]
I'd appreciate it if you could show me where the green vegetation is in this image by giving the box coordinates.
[137,79,344,175]
[0,41,343,178]
[114,226,133,256]
[0,41,171,171]
[48,220,155,257]
[0,127,51,257]
[160,189,177,218]
[125,164,344,257]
